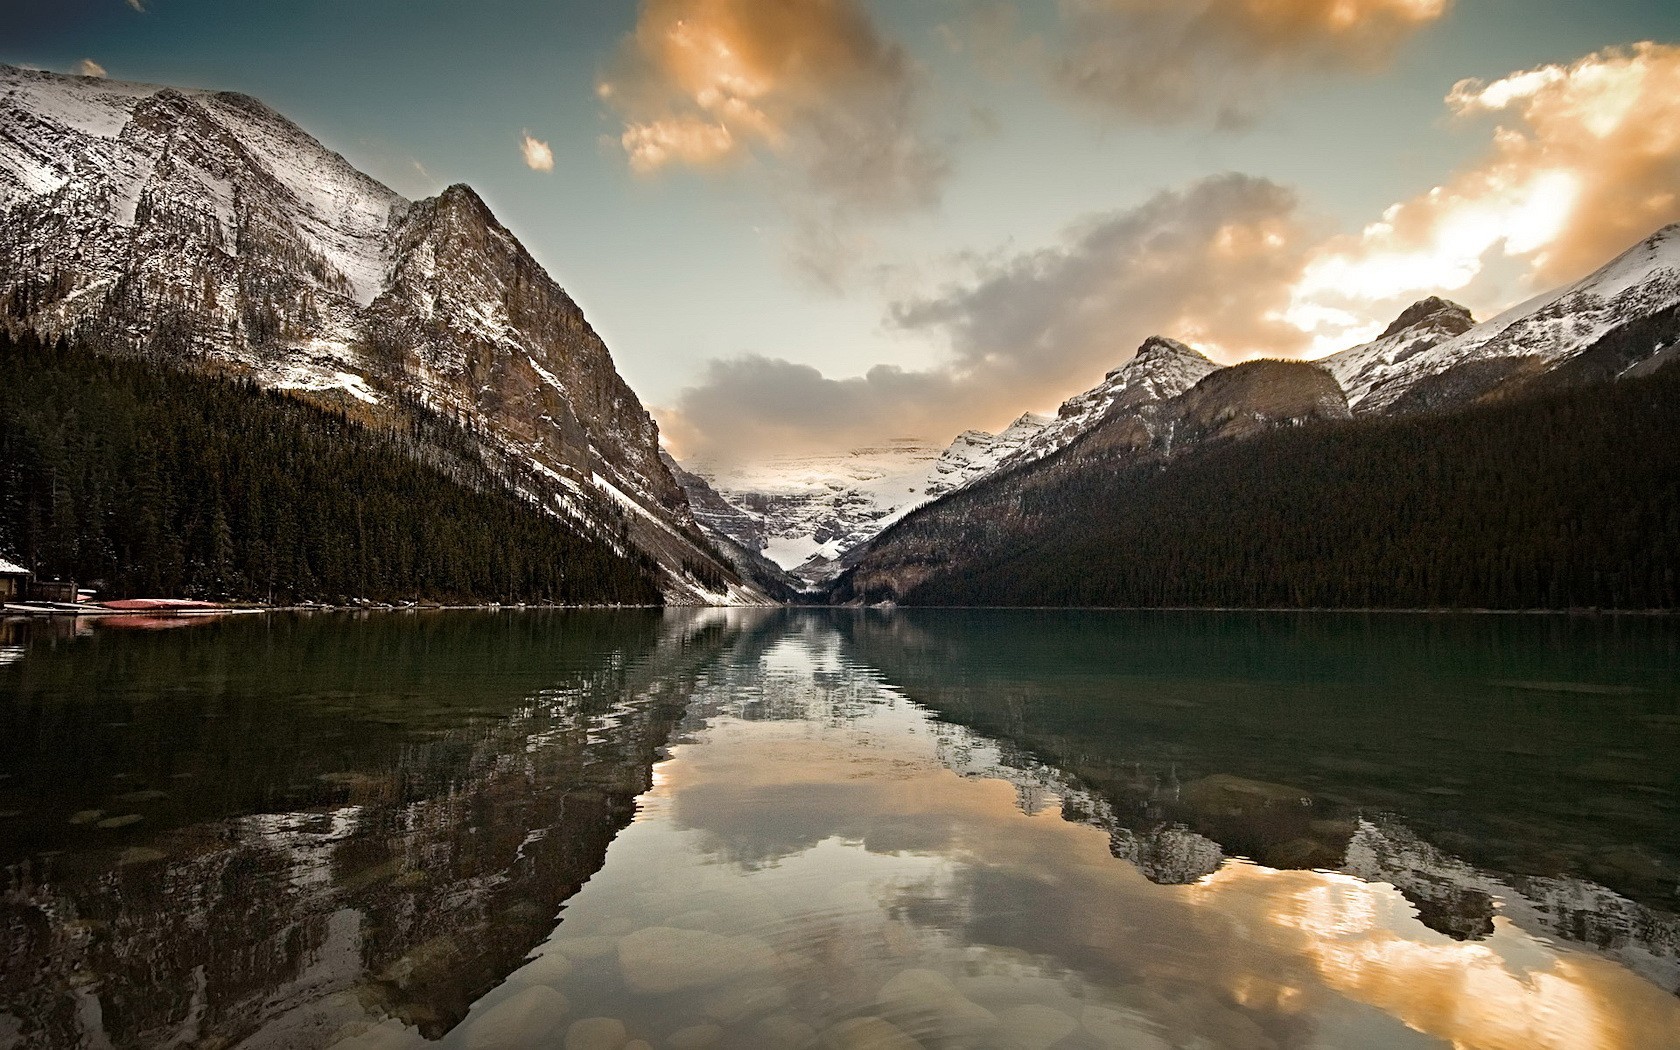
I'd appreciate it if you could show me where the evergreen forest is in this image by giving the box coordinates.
[847,362,1680,610]
[0,331,662,605]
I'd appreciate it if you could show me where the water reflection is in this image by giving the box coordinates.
[0,609,1677,1049]
[0,610,741,1048]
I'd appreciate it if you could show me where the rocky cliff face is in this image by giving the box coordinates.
[0,65,761,604]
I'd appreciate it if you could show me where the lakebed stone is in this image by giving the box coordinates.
[821,1017,923,1050]
[617,926,776,995]
[463,986,570,1049]
[566,1017,628,1050]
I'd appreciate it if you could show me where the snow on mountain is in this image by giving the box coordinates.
[676,412,1057,589]
[985,336,1219,477]
[1321,297,1477,408]
[925,413,1051,499]
[1326,226,1680,413]
[684,440,950,588]
[674,337,1217,587]
[0,65,762,604]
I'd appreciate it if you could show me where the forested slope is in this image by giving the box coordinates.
[0,332,661,605]
[833,363,1680,610]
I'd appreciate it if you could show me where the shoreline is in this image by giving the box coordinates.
[6,601,1675,619]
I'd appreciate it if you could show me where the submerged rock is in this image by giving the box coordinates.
[998,1005,1076,1049]
[874,969,997,1038]
[1081,1004,1171,1049]
[463,986,570,1049]
[821,1017,923,1050]
[617,926,776,995]
[667,1023,724,1049]
[757,1013,818,1050]
[564,1016,628,1050]
[700,981,788,1023]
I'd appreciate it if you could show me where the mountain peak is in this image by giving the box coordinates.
[1137,334,1204,359]
[1109,336,1209,378]
[1379,297,1474,340]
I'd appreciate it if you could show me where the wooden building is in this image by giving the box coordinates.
[0,558,30,601]
[30,578,78,603]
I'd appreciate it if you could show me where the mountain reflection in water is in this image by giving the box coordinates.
[0,609,1677,1049]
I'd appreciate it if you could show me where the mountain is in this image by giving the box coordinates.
[2,331,663,606]
[924,412,1051,499]
[829,224,1680,608]
[671,337,1218,589]
[674,440,944,590]
[1321,296,1477,409]
[658,452,802,600]
[831,353,1680,609]
[985,336,1221,475]
[1324,225,1680,414]
[829,356,1350,604]
[0,65,763,604]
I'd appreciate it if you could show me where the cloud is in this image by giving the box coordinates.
[1045,0,1451,125]
[599,0,950,279]
[894,174,1316,370]
[519,130,554,172]
[75,59,107,79]
[668,41,1680,465]
[661,357,962,465]
[661,174,1315,463]
[125,0,146,11]
[1292,41,1680,348]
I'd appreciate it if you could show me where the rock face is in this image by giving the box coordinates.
[660,452,802,599]
[1321,297,1477,409]
[924,413,1051,499]
[0,65,761,603]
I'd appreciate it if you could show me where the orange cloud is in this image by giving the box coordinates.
[599,0,947,213]
[1291,42,1680,353]
[1051,0,1451,124]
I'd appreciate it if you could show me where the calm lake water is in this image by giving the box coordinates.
[1,609,1678,1050]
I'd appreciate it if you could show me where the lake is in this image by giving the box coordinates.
[1,609,1677,1049]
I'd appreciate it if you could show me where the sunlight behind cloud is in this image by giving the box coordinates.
[1289,41,1680,353]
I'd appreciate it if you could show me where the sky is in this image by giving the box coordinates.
[9,0,1680,471]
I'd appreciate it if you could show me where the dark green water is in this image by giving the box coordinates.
[0,609,1676,1049]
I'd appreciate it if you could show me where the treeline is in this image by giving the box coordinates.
[0,330,661,605]
[860,362,1680,610]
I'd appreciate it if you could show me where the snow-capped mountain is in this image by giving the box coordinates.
[675,420,1053,590]
[1321,296,1477,408]
[673,337,1217,587]
[987,336,1220,476]
[1325,225,1680,414]
[924,413,1051,499]
[0,65,762,603]
[680,440,952,589]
